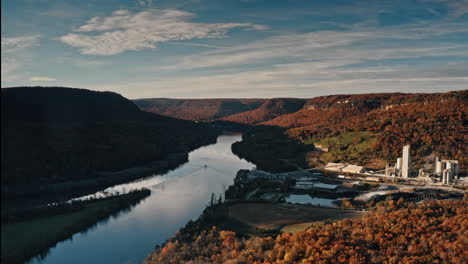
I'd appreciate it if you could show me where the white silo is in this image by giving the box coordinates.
[402,145,411,178]
[396,158,403,171]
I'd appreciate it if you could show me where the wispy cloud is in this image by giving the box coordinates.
[1,58,21,82]
[125,20,468,98]
[167,42,225,49]
[1,35,41,82]
[1,35,41,53]
[59,9,266,55]
[160,21,468,71]
[30,76,57,81]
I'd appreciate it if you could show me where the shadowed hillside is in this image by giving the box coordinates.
[133,98,265,121]
[1,87,219,198]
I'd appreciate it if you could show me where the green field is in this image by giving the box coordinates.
[1,190,150,264]
[303,131,378,164]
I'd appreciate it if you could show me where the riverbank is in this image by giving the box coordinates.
[1,138,219,212]
[1,189,151,264]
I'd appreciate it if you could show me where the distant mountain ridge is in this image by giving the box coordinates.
[133,98,266,121]
[133,92,467,172]
[221,98,306,125]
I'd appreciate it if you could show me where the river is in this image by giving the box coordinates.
[29,134,254,264]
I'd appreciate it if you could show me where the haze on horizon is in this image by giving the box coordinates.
[1,0,467,99]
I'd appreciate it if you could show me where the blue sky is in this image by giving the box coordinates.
[2,0,467,98]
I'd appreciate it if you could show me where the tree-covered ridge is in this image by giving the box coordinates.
[1,87,219,186]
[222,99,306,125]
[133,98,266,121]
[287,90,467,167]
[146,199,467,264]
[233,90,467,171]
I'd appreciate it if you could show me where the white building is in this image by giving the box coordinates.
[324,163,365,174]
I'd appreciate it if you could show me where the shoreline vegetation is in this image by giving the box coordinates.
[2,151,191,207]
[1,189,151,264]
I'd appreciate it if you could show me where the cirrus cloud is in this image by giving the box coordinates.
[58,9,266,55]
[1,35,41,82]
[30,76,56,81]
[1,35,41,53]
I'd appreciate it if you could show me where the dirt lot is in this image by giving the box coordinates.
[227,202,361,230]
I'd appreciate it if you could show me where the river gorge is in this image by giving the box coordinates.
[29,134,253,264]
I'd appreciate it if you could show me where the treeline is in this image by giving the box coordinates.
[146,199,468,264]
[2,189,151,223]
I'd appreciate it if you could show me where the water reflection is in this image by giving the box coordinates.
[285,194,340,207]
[28,135,253,264]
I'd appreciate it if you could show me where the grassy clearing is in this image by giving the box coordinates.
[304,132,378,165]
[1,189,150,264]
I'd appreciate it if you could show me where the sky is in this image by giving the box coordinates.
[1,0,467,99]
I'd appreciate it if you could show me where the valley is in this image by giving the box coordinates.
[1,88,466,264]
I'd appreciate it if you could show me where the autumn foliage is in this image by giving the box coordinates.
[286,91,468,167]
[146,199,467,264]
[232,91,467,170]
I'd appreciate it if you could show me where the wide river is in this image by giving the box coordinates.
[30,134,254,264]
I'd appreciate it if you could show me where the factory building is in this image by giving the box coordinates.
[434,158,459,185]
[324,163,365,174]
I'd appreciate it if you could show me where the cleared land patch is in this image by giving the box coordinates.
[227,203,361,230]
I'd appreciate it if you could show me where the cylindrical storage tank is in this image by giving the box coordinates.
[445,161,452,172]
[396,158,403,170]
[435,161,442,175]
[442,170,448,184]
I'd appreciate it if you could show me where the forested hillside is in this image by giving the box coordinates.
[222,98,306,125]
[133,98,265,121]
[146,199,468,264]
[233,91,467,171]
[1,87,219,188]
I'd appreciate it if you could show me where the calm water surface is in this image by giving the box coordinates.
[30,135,253,264]
[286,194,340,207]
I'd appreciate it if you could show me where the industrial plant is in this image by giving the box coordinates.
[384,145,460,185]
[325,144,462,186]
